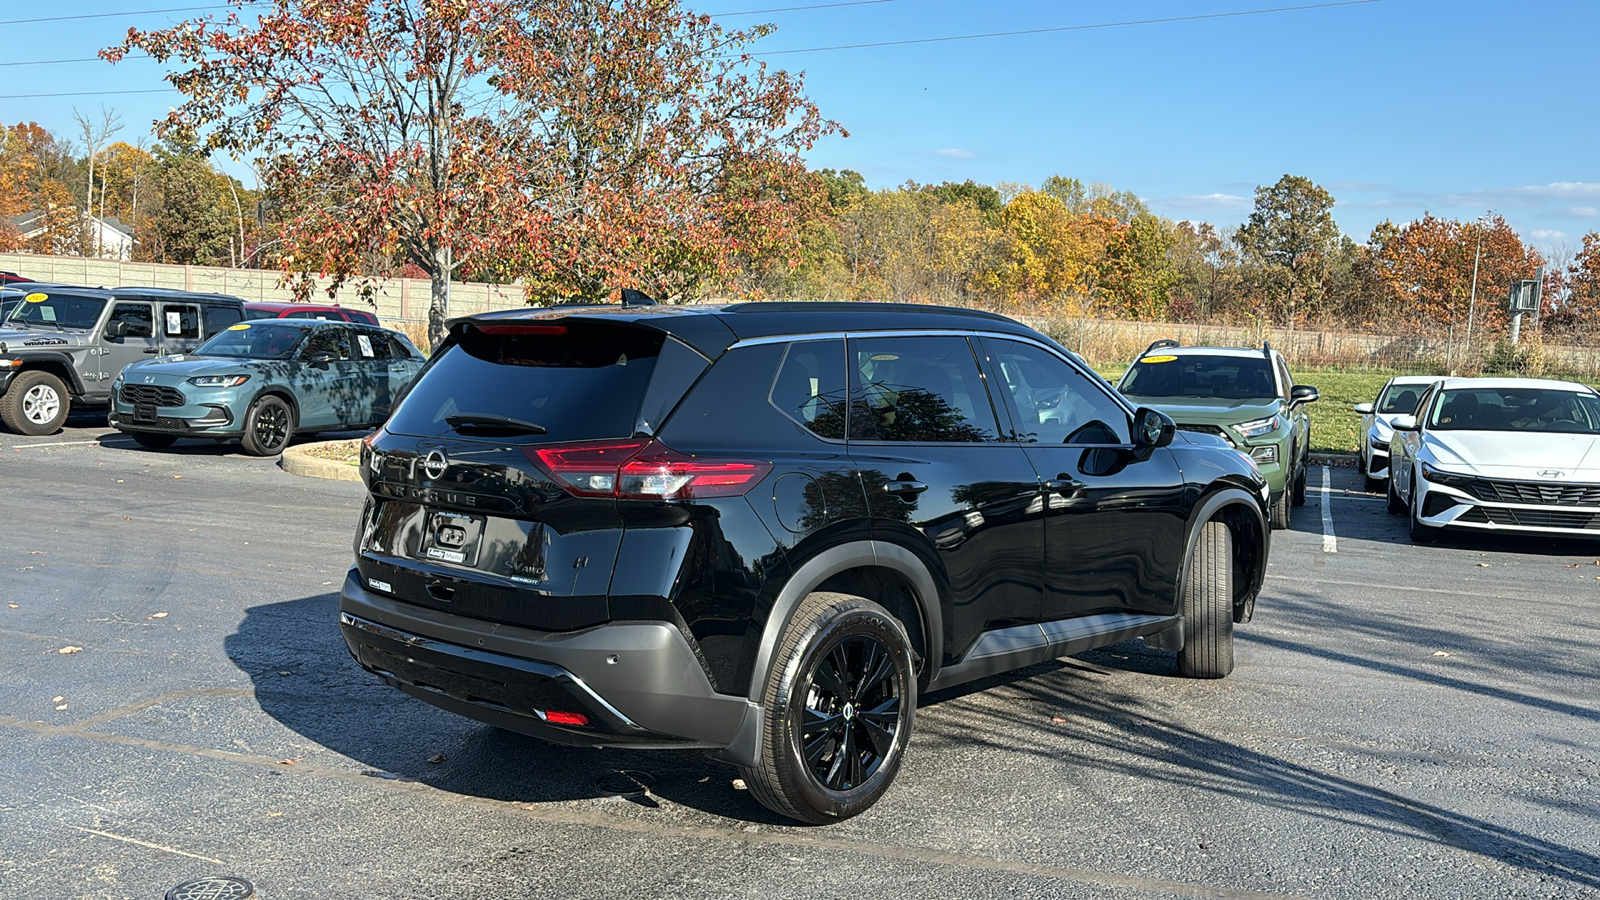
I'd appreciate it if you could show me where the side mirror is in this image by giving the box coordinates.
[1353,402,1374,415]
[1290,385,1320,405]
[308,351,336,366]
[104,320,128,340]
[1391,414,1418,432]
[1133,407,1175,448]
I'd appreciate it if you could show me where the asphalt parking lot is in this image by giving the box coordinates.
[3,417,1599,899]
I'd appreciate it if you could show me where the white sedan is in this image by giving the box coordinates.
[1387,377,1600,543]
[1353,375,1439,490]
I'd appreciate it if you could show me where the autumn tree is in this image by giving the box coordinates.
[112,0,835,345]
[1549,231,1600,333]
[1236,174,1341,326]
[1366,213,1543,341]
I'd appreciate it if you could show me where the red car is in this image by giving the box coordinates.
[0,271,33,286]
[243,301,378,325]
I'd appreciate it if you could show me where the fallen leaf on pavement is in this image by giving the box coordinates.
[146,612,168,619]
[7,604,17,609]
[1566,564,1580,568]
[279,758,300,766]
[427,754,447,764]
[53,696,63,702]
[55,704,68,711]
[1434,651,1450,657]
[1051,716,1068,724]
[278,671,291,676]
[173,475,182,479]
[29,551,43,555]
[1477,563,1490,568]
[123,516,131,520]
[57,646,82,654]
[731,778,747,791]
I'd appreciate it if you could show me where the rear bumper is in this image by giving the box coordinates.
[338,569,756,754]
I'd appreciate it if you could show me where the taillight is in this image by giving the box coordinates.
[526,439,772,501]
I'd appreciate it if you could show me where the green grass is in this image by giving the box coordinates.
[1097,365,1388,455]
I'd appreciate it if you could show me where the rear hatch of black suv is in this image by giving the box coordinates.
[356,313,746,634]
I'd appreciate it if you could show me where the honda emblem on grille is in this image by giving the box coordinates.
[423,449,448,480]
[1538,470,1566,478]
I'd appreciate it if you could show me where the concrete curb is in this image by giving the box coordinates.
[1310,451,1360,468]
[280,441,363,482]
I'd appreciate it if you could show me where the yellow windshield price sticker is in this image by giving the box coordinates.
[24,292,48,303]
[1140,355,1178,363]
[227,323,251,331]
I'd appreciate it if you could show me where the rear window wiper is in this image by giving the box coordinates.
[445,413,548,435]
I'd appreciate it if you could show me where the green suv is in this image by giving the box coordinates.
[1118,340,1318,528]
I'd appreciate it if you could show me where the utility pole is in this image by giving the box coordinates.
[1464,214,1489,355]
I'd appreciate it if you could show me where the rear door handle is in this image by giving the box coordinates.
[883,480,928,497]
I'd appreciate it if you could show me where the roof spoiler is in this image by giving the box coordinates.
[1262,340,1272,359]
[621,288,658,307]
[1141,339,1179,357]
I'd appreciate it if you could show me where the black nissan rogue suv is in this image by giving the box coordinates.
[340,302,1271,823]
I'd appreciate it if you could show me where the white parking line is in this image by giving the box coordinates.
[10,439,133,448]
[1319,465,1337,553]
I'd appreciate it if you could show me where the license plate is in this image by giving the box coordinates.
[134,404,157,422]
[418,511,483,567]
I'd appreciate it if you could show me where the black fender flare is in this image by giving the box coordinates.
[9,351,90,396]
[743,540,943,705]
[1178,483,1268,622]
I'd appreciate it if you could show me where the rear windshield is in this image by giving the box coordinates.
[386,322,664,441]
[1121,354,1277,400]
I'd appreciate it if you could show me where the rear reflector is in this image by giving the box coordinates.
[527,439,772,501]
[541,710,590,726]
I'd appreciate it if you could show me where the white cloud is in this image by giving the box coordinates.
[932,148,977,159]
[1158,192,1251,213]
[1530,229,1569,242]
[1562,206,1599,218]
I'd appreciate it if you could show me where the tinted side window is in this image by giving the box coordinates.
[847,335,999,443]
[985,338,1131,444]
[352,330,391,361]
[203,305,243,336]
[346,310,379,325]
[302,327,352,360]
[161,303,200,339]
[770,339,847,440]
[108,303,153,338]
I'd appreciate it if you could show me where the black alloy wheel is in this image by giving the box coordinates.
[241,395,295,457]
[742,592,916,824]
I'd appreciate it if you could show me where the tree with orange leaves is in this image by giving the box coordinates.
[1366,213,1544,340]
[109,0,836,345]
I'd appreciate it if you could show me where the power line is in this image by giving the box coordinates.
[0,88,175,100]
[0,4,262,28]
[754,0,1382,55]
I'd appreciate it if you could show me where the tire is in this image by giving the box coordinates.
[240,395,296,457]
[130,432,178,449]
[1,370,70,436]
[740,592,916,825]
[1269,489,1291,529]
[1178,520,1234,679]
[1364,474,1384,495]
[1291,458,1308,507]
[1386,473,1405,515]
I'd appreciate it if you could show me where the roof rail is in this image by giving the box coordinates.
[1142,338,1180,357]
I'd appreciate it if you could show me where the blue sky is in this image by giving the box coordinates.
[3,0,1597,255]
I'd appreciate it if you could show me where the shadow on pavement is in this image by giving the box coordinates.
[226,591,791,825]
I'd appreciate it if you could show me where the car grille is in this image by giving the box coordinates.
[1456,477,1600,507]
[1176,424,1235,446]
[120,384,186,407]
[1454,506,1600,530]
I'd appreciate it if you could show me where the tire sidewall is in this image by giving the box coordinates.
[6,371,70,436]
[774,607,916,821]
[243,395,294,456]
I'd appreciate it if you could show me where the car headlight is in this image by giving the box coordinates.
[1235,414,1282,439]
[186,374,251,387]
[1369,434,1388,450]
[1420,462,1471,487]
